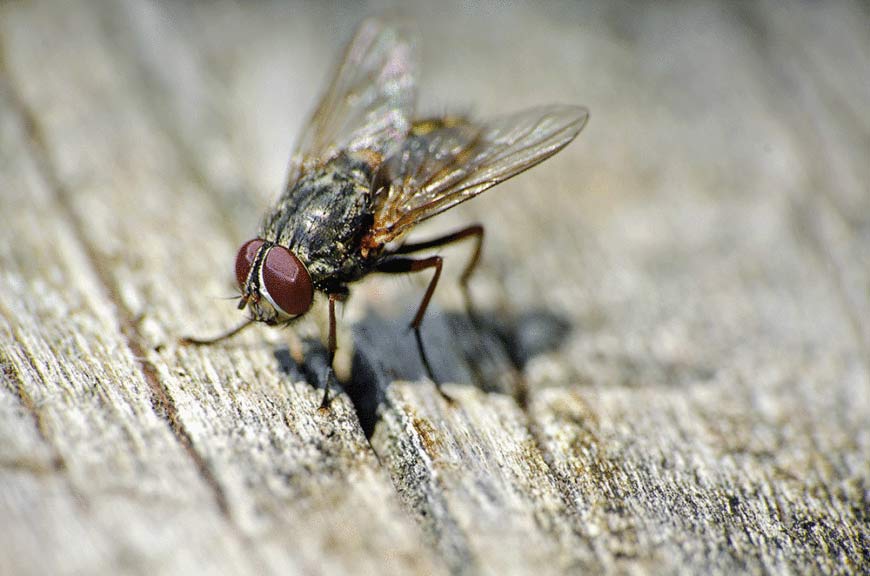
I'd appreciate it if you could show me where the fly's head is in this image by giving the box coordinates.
[235,239,313,325]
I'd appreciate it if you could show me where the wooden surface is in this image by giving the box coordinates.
[1,1,868,574]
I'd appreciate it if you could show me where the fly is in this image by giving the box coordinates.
[184,17,589,407]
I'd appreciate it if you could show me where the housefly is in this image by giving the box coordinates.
[184,17,588,407]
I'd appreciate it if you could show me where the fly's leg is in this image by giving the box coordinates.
[376,255,453,401]
[320,292,345,410]
[396,224,484,321]
[181,318,255,346]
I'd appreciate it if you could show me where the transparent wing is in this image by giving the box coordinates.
[367,105,589,246]
[286,16,418,186]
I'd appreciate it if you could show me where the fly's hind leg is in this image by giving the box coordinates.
[375,255,454,401]
[396,224,484,321]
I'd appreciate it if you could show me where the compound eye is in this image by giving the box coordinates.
[261,245,313,317]
[235,239,265,290]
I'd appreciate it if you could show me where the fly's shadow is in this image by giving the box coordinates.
[273,303,571,438]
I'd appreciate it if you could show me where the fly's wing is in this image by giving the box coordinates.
[367,105,589,246]
[285,16,418,187]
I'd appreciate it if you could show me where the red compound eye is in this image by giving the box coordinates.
[261,245,313,317]
[235,239,265,290]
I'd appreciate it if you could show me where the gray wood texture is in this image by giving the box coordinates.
[0,1,867,575]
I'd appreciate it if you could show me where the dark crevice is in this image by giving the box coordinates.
[127,337,231,519]
[0,57,232,520]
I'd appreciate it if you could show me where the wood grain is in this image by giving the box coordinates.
[0,1,867,575]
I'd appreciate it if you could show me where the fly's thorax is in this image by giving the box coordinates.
[258,153,379,290]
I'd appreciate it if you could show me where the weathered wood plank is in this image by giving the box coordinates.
[0,0,867,575]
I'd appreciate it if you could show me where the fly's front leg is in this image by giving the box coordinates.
[320,291,345,409]
[396,224,484,320]
[376,255,454,401]
[180,318,255,346]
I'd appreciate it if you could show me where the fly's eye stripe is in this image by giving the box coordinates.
[235,239,268,290]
